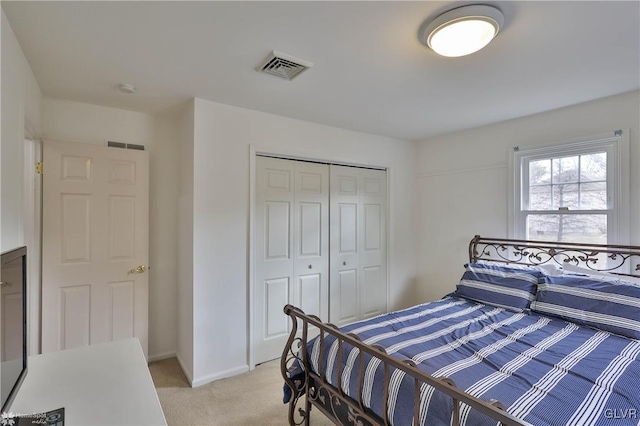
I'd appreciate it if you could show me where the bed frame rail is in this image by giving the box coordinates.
[281,305,531,426]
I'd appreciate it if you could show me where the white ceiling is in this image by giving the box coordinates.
[3,1,639,141]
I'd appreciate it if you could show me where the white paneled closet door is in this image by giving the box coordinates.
[254,157,329,364]
[330,165,387,326]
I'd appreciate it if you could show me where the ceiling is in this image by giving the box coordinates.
[3,1,639,141]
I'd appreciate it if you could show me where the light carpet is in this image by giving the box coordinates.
[149,358,334,425]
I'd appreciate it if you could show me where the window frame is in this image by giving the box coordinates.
[508,130,630,245]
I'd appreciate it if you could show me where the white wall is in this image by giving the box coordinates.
[41,98,178,361]
[1,9,42,251]
[176,100,194,382]
[415,90,640,303]
[183,98,417,385]
[149,106,181,361]
[2,10,43,358]
[42,98,154,147]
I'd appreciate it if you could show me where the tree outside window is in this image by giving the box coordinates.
[526,152,608,244]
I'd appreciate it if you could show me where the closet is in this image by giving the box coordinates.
[329,165,387,326]
[254,156,387,364]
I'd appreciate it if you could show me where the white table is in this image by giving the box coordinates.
[10,338,166,425]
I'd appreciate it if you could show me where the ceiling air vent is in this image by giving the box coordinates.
[257,51,313,81]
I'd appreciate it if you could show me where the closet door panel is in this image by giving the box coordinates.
[338,204,358,253]
[330,165,387,324]
[293,161,329,323]
[298,202,321,257]
[359,168,387,319]
[337,269,358,323]
[255,157,295,364]
[299,274,321,316]
[364,204,381,251]
[329,165,360,325]
[264,277,290,338]
[362,266,384,317]
[265,202,291,260]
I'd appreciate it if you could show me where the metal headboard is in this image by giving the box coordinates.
[469,235,640,277]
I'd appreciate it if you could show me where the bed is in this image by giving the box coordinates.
[281,236,640,426]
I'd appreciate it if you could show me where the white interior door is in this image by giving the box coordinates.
[330,165,387,326]
[254,157,328,364]
[42,141,149,357]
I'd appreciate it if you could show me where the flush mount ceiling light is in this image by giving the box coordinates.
[422,4,504,57]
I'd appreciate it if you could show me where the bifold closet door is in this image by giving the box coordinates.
[330,165,387,326]
[254,157,328,364]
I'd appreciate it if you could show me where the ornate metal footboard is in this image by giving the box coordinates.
[280,305,530,426]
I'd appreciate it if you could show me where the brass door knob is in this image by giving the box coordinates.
[129,265,147,274]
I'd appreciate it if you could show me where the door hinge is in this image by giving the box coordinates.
[35,162,43,174]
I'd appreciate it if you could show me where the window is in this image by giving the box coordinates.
[511,131,629,245]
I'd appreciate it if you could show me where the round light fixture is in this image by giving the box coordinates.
[422,5,504,57]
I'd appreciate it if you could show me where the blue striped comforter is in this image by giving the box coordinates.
[307,296,640,426]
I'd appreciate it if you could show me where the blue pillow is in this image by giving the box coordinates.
[455,263,543,312]
[531,275,640,339]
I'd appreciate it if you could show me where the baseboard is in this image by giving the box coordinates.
[191,364,249,388]
[148,351,176,363]
[175,353,194,387]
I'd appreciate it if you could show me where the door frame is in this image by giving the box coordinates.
[23,134,43,356]
[247,145,391,369]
